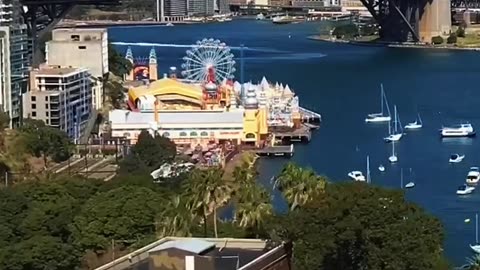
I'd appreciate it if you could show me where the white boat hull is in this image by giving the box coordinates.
[365,116,391,123]
[449,155,465,163]
[384,133,403,142]
[467,178,480,185]
[405,123,422,129]
[471,244,480,253]
[441,131,476,137]
[389,155,398,163]
[457,189,475,195]
[405,182,415,188]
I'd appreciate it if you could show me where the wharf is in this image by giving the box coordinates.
[255,144,294,157]
[299,106,321,123]
[272,125,312,142]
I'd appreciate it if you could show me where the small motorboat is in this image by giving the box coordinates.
[405,113,423,130]
[457,184,475,195]
[449,154,465,163]
[348,171,366,181]
[466,167,480,185]
[405,182,415,189]
[378,165,385,172]
[166,22,174,26]
[471,244,480,253]
[389,155,398,163]
[440,123,476,137]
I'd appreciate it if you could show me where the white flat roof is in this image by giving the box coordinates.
[109,110,244,125]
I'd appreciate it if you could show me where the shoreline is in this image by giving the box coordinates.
[57,19,201,28]
[307,35,480,51]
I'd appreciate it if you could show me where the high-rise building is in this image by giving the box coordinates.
[24,65,92,142]
[217,0,229,13]
[160,0,188,21]
[0,0,30,127]
[188,0,215,16]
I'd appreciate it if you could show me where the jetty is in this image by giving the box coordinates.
[272,125,312,142]
[255,144,294,157]
[299,106,321,123]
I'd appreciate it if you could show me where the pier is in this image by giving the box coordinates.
[299,106,322,123]
[255,144,294,157]
[272,125,312,142]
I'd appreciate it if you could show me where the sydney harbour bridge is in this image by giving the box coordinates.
[17,0,480,50]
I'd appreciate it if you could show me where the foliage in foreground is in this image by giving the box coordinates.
[0,137,452,270]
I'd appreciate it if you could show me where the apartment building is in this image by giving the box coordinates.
[160,0,188,21]
[46,28,107,109]
[24,65,92,142]
[46,28,109,78]
[0,0,30,127]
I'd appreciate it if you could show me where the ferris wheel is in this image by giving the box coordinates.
[181,38,236,84]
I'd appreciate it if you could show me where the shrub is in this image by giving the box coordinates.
[332,24,359,39]
[431,36,444,45]
[457,26,466,38]
[447,33,457,44]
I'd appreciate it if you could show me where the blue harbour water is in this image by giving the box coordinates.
[109,20,480,265]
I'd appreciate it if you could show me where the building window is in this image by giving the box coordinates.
[246,133,256,139]
[162,132,170,137]
[179,132,187,137]
[31,104,36,109]
[45,104,49,109]
[46,112,49,117]
[78,46,87,50]
[45,96,48,101]
[71,35,80,41]
[30,96,36,102]
[190,131,198,137]
[31,112,36,117]
[200,131,208,137]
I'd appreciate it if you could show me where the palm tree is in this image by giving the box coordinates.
[157,195,195,237]
[275,162,326,211]
[235,184,273,233]
[184,168,232,238]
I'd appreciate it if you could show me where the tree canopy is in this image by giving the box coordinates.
[268,182,448,270]
[108,44,133,78]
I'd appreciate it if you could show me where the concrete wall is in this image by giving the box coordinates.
[419,0,452,42]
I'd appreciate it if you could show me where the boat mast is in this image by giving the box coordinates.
[401,168,403,188]
[476,213,479,244]
[394,105,398,133]
[392,140,395,157]
[380,84,384,115]
[367,155,371,184]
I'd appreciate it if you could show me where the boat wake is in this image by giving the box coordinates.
[244,52,326,61]
[110,41,286,53]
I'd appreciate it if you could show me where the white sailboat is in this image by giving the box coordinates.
[389,141,398,163]
[405,113,423,130]
[384,105,403,142]
[405,168,415,188]
[365,84,392,123]
[470,214,480,253]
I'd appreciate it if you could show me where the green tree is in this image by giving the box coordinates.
[120,130,176,173]
[447,33,457,44]
[0,189,29,246]
[432,36,444,45]
[20,119,73,167]
[332,24,359,39]
[108,43,133,77]
[457,26,466,38]
[275,163,326,211]
[71,185,163,252]
[184,169,231,238]
[158,195,197,237]
[269,182,448,270]
[104,78,126,109]
[0,110,9,131]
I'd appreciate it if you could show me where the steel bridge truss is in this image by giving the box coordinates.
[20,0,120,64]
[358,0,426,42]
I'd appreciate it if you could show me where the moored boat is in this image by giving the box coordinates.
[440,123,475,137]
[449,154,465,163]
[366,84,391,123]
[457,184,475,195]
[348,171,366,181]
[466,167,480,185]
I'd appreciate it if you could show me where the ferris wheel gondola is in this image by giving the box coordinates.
[181,38,236,84]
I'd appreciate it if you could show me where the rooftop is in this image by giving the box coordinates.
[32,65,87,77]
[109,109,245,125]
[94,237,291,270]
